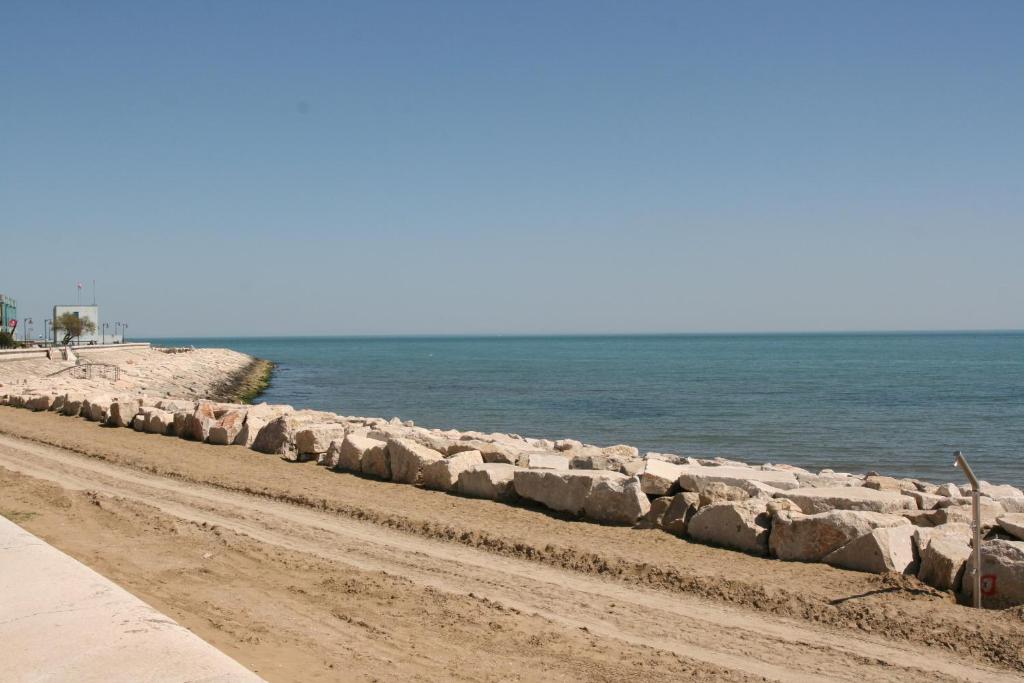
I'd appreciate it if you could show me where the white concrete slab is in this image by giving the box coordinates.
[0,515,262,682]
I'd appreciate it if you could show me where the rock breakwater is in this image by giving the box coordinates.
[4,358,1024,609]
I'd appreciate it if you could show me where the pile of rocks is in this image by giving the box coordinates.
[4,386,1024,608]
[0,347,255,402]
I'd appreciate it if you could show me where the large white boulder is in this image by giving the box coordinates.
[678,466,799,494]
[387,438,445,485]
[974,482,1024,499]
[513,470,623,516]
[207,410,247,445]
[182,401,218,442]
[687,500,771,556]
[662,492,701,536]
[143,408,175,435]
[822,525,917,574]
[448,440,527,465]
[457,463,519,501]
[356,436,391,479]
[107,397,143,429]
[81,395,113,422]
[522,452,571,470]
[931,499,1005,528]
[769,510,910,562]
[962,540,1024,608]
[918,535,971,591]
[295,424,350,457]
[778,487,917,514]
[640,459,685,496]
[25,394,52,412]
[997,514,1024,541]
[583,477,650,525]
[422,450,484,491]
[61,393,85,416]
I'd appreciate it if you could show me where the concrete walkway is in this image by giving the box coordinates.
[0,515,263,682]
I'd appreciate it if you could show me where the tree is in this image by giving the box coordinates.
[0,330,17,349]
[52,313,96,345]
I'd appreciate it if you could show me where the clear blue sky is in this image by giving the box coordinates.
[2,1,1021,336]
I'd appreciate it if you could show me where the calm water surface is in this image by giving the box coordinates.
[146,333,1024,485]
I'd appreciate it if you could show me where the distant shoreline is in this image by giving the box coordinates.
[140,329,1024,344]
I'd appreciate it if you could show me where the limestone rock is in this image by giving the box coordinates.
[583,477,651,525]
[354,435,391,479]
[457,463,519,501]
[554,439,583,451]
[864,475,917,492]
[61,394,85,416]
[697,481,750,507]
[640,459,685,496]
[448,440,526,465]
[823,525,917,574]
[931,499,1004,529]
[569,450,608,471]
[911,523,972,556]
[81,395,113,422]
[918,535,971,591]
[661,492,701,536]
[251,415,301,458]
[900,490,948,511]
[602,444,640,460]
[779,487,917,514]
[997,514,1024,541]
[688,500,771,556]
[183,402,217,442]
[523,452,571,470]
[962,539,1024,608]
[48,394,66,413]
[422,450,484,491]
[513,469,623,516]
[208,410,246,445]
[106,397,142,428]
[143,408,175,435]
[295,424,350,456]
[26,394,52,412]
[769,510,910,562]
[642,496,673,529]
[974,482,1024,499]
[678,466,799,494]
[387,438,444,485]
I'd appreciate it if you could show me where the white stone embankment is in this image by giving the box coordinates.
[0,344,259,401]
[0,514,262,682]
[4,348,1024,610]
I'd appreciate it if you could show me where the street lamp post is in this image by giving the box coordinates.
[23,318,33,344]
[44,319,51,346]
[102,322,109,344]
[122,323,128,343]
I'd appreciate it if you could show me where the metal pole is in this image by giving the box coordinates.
[954,450,982,608]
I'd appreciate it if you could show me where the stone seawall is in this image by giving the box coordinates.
[3,365,1024,610]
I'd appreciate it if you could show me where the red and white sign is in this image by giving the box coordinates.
[8,319,16,330]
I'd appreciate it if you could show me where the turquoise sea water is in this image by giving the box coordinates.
[145,333,1024,485]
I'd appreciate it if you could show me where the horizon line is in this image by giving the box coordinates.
[137,328,1024,340]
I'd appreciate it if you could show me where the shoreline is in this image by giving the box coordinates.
[0,410,1021,678]
[212,357,274,404]
[2,345,1024,611]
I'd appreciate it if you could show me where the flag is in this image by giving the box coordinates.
[76,282,83,289]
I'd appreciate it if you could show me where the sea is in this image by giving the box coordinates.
[145,333,1024,486]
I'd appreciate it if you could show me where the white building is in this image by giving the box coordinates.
[52,304,123,345]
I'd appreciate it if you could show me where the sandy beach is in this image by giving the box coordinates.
[0,406,1022,681]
